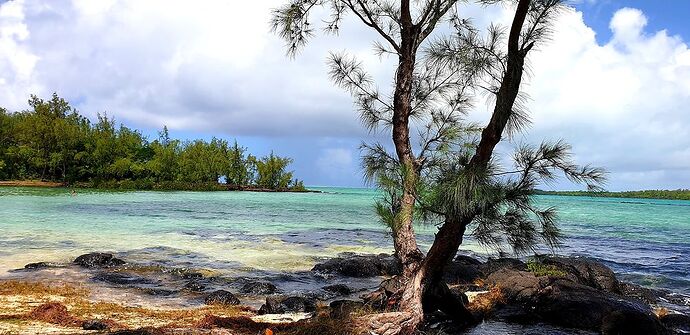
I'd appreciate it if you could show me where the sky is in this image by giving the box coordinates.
[1,0,689,190]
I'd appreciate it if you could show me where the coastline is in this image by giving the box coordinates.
[0,180,67,188]
[0,180,320,193]
[1,252,687,334]
[1,186,688,333]
[536,189,690,201]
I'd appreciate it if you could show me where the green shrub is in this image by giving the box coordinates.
[526,260,567,277]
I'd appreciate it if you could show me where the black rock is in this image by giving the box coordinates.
[240,281,277,295]
[259,296,317,314]
[82,319,109,331]
[444,258,482,285]
[380,276,404,295]
[620,282,668,305]
[109,330,152,335]
[540,256,620,293]
[491,304,535,324]
[167,268,204,279]
[330,300,364,319]
[323,284,352,296]
[479,258,527,277]
[312,253,401,277]
[660,313,690,334]
[23,262,60,270]
[486,269,667,334]
[140,288,177,296]
[92,272,155,286]
[454,255,483,266]
[74,253,126,268]
[181,271,204,279]
[184,280,206,292]
[204,290,240,305]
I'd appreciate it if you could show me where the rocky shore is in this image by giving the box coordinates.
[1,252,688,334]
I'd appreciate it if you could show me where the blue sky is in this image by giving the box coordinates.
[1,1,689,190]
[575,1,690,43]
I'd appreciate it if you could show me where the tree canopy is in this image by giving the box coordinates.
[272,0,606,332]
[0,94,305,191]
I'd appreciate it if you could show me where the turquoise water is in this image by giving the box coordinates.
[0,186,689,295]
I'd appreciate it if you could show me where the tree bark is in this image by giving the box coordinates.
[389,1,534,334]
[390,0,423,277]
[396,216,473,334]
[469,0,532,169]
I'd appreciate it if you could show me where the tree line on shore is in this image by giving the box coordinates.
[0,94,304,191]
[535,189,690,201]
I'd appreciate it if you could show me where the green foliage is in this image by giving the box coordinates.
[414,141,605,254]
[280,0,603,255]
[226,140,253,186]
[526,260,567,277]
[254,152,295,189]
[535,189,690,201]
[0,94,305,191]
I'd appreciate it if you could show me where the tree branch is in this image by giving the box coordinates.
[469,0,532,168]
[343,0,401,53]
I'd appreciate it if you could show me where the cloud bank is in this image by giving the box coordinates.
[1,1,689,189]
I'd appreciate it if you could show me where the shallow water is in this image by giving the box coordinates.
[1,187,688,292]
[0,186,689,330]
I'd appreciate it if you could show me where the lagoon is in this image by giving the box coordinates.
[1,186,688,297]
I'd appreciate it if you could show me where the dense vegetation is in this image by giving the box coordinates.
[0,94,305,191]
[535,189,690,201]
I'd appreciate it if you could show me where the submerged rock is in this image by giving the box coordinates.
[258,296,317,314]
[74,253,125,268]
[92,272,155,286]
[312,253,401,277]
[204,290,240,305]
[240,281,277,295]
[23,262,62,270]
[140,288,177,296]
[184,280,207,292]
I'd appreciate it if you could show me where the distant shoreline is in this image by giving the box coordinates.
[0,180,66,188]
[535,189,690,201]
[0,180,320,193]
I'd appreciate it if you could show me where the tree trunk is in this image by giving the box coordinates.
[469,0,531,169]
[395,216,473,334]
[387,1,534,334]
[390,0,423,278]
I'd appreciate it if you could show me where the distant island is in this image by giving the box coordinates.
[0,94,306,192]
[535,189,690,201]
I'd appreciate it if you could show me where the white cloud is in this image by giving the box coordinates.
[519,7,690,190]
[0,1,689,189]
[0,0,40,107]
[609,7,647,44]
[0,0,390,137]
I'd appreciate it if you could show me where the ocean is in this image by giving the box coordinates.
[1,186,689,320]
